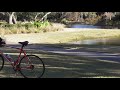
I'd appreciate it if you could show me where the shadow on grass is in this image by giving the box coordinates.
[1,43,120,78]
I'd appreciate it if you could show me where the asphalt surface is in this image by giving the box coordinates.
[29,45,120,62]
[6,42,120,63]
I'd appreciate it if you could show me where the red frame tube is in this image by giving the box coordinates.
[14,47,28,66]
[0,46,28,67]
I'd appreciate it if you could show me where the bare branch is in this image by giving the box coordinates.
[40,12,51,21]
[34,13,41,21]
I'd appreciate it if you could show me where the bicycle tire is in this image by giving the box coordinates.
[19,55,45,78]
[0,55,4,71]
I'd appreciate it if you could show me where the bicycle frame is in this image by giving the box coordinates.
[1,45,28,68]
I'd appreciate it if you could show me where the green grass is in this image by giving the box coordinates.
[4,29,120,44]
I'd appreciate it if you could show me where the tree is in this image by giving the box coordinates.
[16,12,51,22]
[16,12,39,21]
[7,12,17,24]
[104,12,115,20]
[0,12,17,24]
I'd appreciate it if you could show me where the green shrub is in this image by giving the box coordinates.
[34,21,41,28]
[61,18,69,24]
[34,20,51,28]
[24,23,34,29]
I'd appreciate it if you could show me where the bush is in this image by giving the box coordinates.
[24,23,34,29]
[61,18,69,24]
[0,21,65,35]
[34,20,51,28]
[34,21,41,28]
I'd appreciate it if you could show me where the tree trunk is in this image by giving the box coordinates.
[12,15,17,24]
[8,12,17,24]
[9,13,13,24]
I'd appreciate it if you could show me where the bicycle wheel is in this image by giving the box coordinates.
[0,55,4,71]
[19,55,45,78]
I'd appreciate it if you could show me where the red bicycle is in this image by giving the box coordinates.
[0,41,45,78]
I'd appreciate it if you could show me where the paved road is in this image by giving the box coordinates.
[6,40,120,63]
[6,43,120,63]
[29,45,120,62]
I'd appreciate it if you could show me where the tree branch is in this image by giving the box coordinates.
[40,12,51,21]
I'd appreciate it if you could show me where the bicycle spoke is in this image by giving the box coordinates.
[19,55,45,78]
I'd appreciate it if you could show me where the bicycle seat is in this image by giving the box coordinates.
[18,41,29,46]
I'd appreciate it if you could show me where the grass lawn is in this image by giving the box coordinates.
[3,28,120,44]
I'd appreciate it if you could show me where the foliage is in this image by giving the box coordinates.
[0,12,120,26]
[16,12,42,21]
[24,23,34,29]
[34,20,51,28]
[0,21,64,34]
[0,12,120,33]
[61,18,69,24]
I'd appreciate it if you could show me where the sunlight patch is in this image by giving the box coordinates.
[98,59,120,63]
[47,66,80,70]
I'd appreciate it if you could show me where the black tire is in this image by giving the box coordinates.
[0,55,4,71]
[19,55,45,78]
